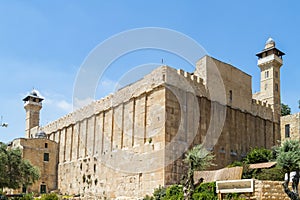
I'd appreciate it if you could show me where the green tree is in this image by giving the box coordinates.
[276,140,300,200]
[0,142,40,190]
[183,144,214,199]
[281,103,291,116]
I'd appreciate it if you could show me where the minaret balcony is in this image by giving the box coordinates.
[24,101,42,107]
[257,54,283,66]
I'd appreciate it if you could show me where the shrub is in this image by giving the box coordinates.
[227,161,243,168]
[192,182,217,200]
[244,147,272,164]
[20,194,34,200]
[255,166,285,181]
[40,193,59,200]
[153,185,166,200]
[163,185,183,200]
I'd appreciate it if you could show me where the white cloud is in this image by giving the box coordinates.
[43,92,73,113]
[57,100,73,112]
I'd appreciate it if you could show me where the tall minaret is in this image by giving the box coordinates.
[256,38,285,121]
[23,89,44,138]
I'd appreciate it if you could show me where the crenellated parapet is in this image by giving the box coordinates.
[163,67,207,98]
[176,69,204,85]
[250,99,273,121]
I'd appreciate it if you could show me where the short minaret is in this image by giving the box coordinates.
[23,90,44,138]
[256,38,285,121]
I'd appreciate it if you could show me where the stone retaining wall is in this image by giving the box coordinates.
[250,180,292,200]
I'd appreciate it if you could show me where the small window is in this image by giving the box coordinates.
[22,186,27,193]
[40,184,47,194]
[45,143,48,148]
[285,124,290,138]
[265,83,268,90]
[275,71,278,78]
[265,71,269,78]
[229,90,233,103]
[44,153,49,162]
[275,83,279,92]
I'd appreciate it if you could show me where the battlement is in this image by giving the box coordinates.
[251,99,272,108]
[250,99,273,120]
[176,69,204,85]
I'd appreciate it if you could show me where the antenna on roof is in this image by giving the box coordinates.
[1,116,8,128]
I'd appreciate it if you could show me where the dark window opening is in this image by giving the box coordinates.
[275,83,279,92]
[44,153,49,162]
[265,71,269,78]
[22,186,27,193]
[285,124,290,138]
[40,185,46,194]
[45,143,48,148]
[229,90,233,103]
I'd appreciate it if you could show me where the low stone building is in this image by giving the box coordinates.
[9,136,58,194]
[281,112,300,141]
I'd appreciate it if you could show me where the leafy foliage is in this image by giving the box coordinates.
[276,140,300,200]
[276,140,300,172]
[0,142,40,189]
[153,185,166,200]
[40,193,59,200]
[255,166,285,181]
[244,147,272,164]
[184,144,215,171]
[281,103,291,116]
[183,144,215,198]
[226,147,283,181]
[192,182,217,200]
[227,161,243,167]
[163,185,183,200]
[146,182,246,200]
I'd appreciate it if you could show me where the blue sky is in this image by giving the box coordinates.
[0,1,299,142]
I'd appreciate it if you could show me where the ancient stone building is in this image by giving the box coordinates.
[10,137,58,194]
[7,91,59,195]
[281,112,300,141]
[23,38,284,199]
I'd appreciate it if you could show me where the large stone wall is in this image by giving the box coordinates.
[37,63,279,198]
[164,85,279,185]
[46,86,166,198]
